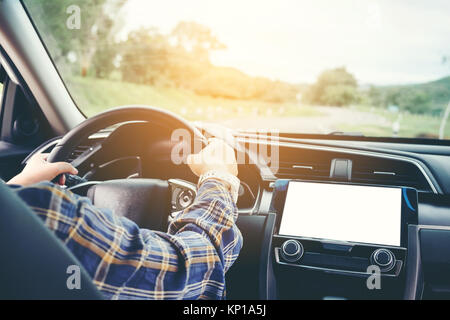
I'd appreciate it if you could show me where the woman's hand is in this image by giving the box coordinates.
[7,153,78,186]
[187,138,238,177]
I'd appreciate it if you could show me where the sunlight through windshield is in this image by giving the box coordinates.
[24,0,450,140]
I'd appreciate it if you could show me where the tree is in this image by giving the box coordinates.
[366,85,384,107]
[322,85,359,107]
[170,21,226,62]
[119,22,226,88]
[119,28,172,85]
[397,89,432,114]
[118,22,299,102]
[304,67,359,106]
[24,0,126,77]
[381,87,432,114]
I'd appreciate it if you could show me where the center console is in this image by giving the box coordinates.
[269,179,418,299]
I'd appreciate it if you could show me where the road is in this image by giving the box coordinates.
[220,106,391,134]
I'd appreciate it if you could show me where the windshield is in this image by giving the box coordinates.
[23,0,450,140]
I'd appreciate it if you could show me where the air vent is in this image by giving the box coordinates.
[274,160,330,180]
[66,145,92,163]
[352,158,432,192]
[272,146,432,192]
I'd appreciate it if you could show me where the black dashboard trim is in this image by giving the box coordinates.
[274,248,402,278]
[238,137,440,193]
[258,213,276,300]
[403,225,424,300]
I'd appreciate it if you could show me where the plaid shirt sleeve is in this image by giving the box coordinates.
[9,178,243,300]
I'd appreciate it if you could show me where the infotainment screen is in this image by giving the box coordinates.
[279,181,403,246]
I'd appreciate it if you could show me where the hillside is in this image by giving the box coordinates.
[411,76,450,106]
[372,76,450,115]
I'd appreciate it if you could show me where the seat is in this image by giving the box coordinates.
[0,182,102,299]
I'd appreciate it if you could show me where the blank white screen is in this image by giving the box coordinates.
[279,182,402,246]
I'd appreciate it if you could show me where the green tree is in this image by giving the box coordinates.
[120,28,173,85]
[24,0,126,77]
[120,22,226,86]
[118,22,299,102]
[322,85,359,107]
[366,85,384,107]
[397,89,432,114]
[304,67,359,106]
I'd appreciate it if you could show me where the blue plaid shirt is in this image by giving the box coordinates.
[9,178,243,300]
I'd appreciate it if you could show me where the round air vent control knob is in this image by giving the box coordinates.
[280,240,304,263]
[371,248,395,272]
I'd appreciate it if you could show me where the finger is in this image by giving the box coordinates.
[53,162,78,175]
[58,174,66,186]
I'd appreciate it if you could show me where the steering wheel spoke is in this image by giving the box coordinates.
[70,142,103,168]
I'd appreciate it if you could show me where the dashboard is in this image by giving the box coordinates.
[269,179,418,299]
[28,121,450,300]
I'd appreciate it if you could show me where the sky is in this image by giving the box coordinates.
[121,0,450,85]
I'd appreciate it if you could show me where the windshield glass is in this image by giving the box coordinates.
[24,0,450,140]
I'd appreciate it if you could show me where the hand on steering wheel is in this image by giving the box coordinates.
[187,138,238,177]
[7,153,78,186]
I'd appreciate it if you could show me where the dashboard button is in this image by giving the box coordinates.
[281,240,304,262]
[371,248,395,272]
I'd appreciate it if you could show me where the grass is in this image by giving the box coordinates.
[338,105,450,139]
[64,76,450,140]
[66,76,322,120]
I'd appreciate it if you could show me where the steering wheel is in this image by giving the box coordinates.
[46,105,208,231]
[47,105,206,163]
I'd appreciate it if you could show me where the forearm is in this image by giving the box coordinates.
[168,178,243,273]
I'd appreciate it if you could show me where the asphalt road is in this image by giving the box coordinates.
[220,106,391,134]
